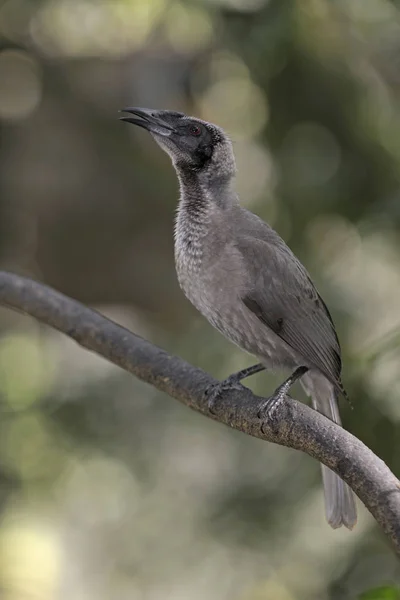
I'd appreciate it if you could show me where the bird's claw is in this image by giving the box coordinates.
[205,378,246,414]
[257,389,286,433]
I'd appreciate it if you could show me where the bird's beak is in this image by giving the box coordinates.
[120,107,174,137]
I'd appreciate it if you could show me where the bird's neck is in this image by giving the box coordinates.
[174,171,233,267]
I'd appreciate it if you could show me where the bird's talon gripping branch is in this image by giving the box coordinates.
[205,363,266,413]
[205,379,246,413]
[257,394,283,420]
[257,366,308,420]
[258,390,288,434]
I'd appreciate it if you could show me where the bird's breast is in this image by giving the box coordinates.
[174,239,299,368]
[175,241,271,352]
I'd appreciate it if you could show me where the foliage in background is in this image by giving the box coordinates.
[360,586,400,600]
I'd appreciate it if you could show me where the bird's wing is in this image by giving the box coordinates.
[237,236,344,394]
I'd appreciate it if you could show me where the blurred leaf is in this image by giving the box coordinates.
[359,586,400,600]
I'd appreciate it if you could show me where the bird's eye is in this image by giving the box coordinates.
[188,124,201,136]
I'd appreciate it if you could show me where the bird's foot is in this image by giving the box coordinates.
[257,365,309,431]
[257,390,286,421]
[257,389,288,434]
[205,375,246,414]
[205,363,265,414]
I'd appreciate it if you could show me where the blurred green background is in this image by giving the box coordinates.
[0,0,400,598]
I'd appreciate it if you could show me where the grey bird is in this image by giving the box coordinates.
[121,107,357,530]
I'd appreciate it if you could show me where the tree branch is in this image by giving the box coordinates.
[0,271,399,551]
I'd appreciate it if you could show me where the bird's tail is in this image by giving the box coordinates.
[301,372,357,530]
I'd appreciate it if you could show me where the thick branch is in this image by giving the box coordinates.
[0,271,399,551]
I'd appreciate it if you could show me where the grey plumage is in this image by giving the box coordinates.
[121,107,357,530]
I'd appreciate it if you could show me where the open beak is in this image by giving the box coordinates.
[120,108,174,137]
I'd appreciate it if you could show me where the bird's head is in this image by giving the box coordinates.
[120,108,236,182]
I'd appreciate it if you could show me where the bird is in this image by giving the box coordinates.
[120,107,357,530]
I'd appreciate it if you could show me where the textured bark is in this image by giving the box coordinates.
[0,271,399,552]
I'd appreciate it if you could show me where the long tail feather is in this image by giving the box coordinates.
[301,372,357,530]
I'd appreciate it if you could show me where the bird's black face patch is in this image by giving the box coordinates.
[171,120,216,170]
[121,108,225,171]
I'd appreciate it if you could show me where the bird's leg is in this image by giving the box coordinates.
[205,363,266,413]
[257,365,309,421]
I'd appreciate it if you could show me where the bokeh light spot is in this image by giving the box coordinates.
[0,517,60,598]
[234,140,277,206]
[205,0,270,13]
[4,413,62,480]
[0,333,54,411]
[346,0,397,23]
[209,51,251,82]
[0,0,34,43]
[165,2,213,54]
[63,456,141,527]
[0,49,42,121]
[31,0,165,57]
[199,78,268,139]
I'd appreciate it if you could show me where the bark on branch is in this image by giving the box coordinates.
[0,271,399,552]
